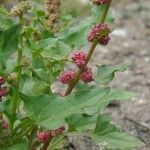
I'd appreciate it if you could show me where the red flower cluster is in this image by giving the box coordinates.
[72,51,86,69]
[93,0,110,5]
[87,23,111,45]
[0,76,5,85]
[0,76,8,97]
[2,121,9,129]
[37,126,65,143]
[37,131,50,143]
[59,51,94,85]
[81,67,94,83]
[59,71,76,84]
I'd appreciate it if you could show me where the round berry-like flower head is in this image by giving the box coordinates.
[81,67,94,83]
[37,131,50,143]
[72,51,86,62]
[0,87,8,97]
[0,76,5,85]
[87,24,110,42]
[2,121,9,129]
[93,0,110,5]
[99,35,111,45]
[59,71,76,84]
[72,51,87,69]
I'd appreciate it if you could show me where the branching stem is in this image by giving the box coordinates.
[65,1,112,96]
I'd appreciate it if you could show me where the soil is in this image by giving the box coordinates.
[65,0,150,149]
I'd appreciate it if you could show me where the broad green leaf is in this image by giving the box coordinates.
[48,135,65,150]
[0,6,10,17]
[0,100,12,119]
[91,5,114,23]
[7,143,28,150]
[58,17,94,49]
[20,74,50,96]
[90,115,144,150]
[20,74,34,96]
[32,81,50,95]
[67,114,98,132]
[82,89,134,115]
[10,118,35,145]
[40,38,72,60]
[32,68,51,82]
[5,59,17,73]
[0,24,22,62]
[20,87,110,129]
[95,65,127,85]
[58,4,113,49]
[0,17,13,30]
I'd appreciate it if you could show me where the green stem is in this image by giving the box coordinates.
[65,1,112,96]
[29,127,38,150]
[40,138,52,150]
[11,15,23,130]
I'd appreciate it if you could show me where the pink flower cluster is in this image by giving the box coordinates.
[0,76,5,85]
[72,51,86,69]
[37,131,49,143]
[59,51,94,85]
[59,71,76,84]
[1,121,9,129]
[93,0,110,5]
[81,67,94,83]
[0,87,8,97]
[37,126,65,143]
[0,76,8,98]
[87,23,111,45]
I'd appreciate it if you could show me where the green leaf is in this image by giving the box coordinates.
[95,65,127,85]
[91,115,144,150]
[7,143,28,150]
[67,114,98,132]
[0,17,13,30]
[58,17,94,49]
[91,5,114,23]
[20,74,50,96]
[82,89,134,115]
[0,100,12,119]
[0,24,22,62]
[0,6,10,17]
[40,38,72,60]
[48,135,65,150]
[5,59,17,73]
[20,74,34,96]
[20,87,110,129]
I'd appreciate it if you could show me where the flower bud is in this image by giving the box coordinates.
[87,24,110,42]
[10,1,31,17]
[0,76,5,85]
[59,71,76,84]
[37,131,50,143]
[7,72,17,84]
[99,35,111,45]
[81,67,94,83]
[72,51,87,69]
[2,121,9,129]
[22,55,30,67]
[0,87,8,97]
